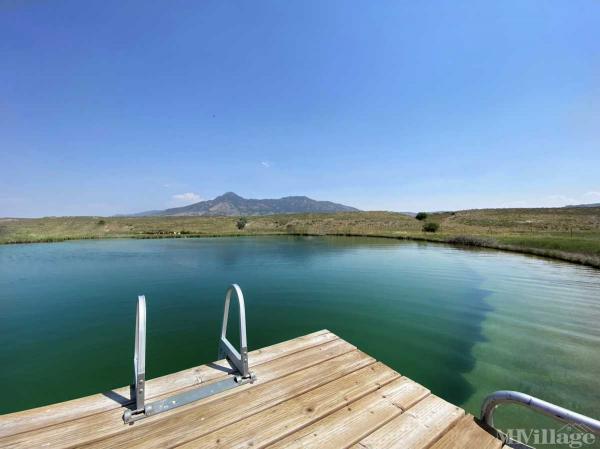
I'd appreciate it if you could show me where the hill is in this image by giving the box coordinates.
[566,203,600,208]
[135,192,359,216]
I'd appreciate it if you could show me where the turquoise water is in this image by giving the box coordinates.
[1,236,599,445]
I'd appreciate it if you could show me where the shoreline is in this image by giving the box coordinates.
[2,231,599,270]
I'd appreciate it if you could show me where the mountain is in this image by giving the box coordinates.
[134,192,360,216]
[564,203,600,208]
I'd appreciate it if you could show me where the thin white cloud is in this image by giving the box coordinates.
[498,195,576,209]
[171,192,202,204]
[543,195,577,207]
[261,161,271,168]
[583,191,600,199]
[499,200,528,208]
[0,196,24,203]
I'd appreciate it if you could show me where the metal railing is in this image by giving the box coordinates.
[481,390,600,444]
[123,284,255,423]
[132,295,146,412]
[218,284,250,379]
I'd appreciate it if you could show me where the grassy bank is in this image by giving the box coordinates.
[1,208,599,268]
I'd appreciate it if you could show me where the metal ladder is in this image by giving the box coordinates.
[123,284,256,423]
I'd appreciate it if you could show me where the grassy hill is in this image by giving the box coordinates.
[1,207,599,268]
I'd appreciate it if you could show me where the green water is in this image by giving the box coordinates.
[1,236,599,445]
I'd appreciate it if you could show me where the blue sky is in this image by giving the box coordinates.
[1,1,599,217]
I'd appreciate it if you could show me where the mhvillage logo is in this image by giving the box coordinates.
[502,423,596,448]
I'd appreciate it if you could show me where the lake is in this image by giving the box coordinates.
[1,236,599,438]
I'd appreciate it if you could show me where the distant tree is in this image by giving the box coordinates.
[97,219,106,225]
[236,217,248,230]
[422,222,439,233]
[415,212,428,221]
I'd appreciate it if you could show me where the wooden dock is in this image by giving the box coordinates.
[0,330,508,448]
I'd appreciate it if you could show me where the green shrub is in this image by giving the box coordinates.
[415,212,428,221]
[236,217,248,230]
[422,222,439,233]
[97,219,106,226]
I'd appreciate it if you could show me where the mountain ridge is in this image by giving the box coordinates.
[133,192,359,216]
[565,202,600,208]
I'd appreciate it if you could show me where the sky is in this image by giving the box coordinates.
[1,0,599,217]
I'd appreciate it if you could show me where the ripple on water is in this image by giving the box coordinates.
[0,236,598,439]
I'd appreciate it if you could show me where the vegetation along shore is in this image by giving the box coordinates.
[1,207,599,269]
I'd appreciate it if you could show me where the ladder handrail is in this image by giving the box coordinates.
[481,390,600,436]
[133,295,146,412]
[218,284,251,379]
[124,284,255,423]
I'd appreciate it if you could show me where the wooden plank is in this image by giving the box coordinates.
[429,415,502,449]
[0,331,507,449]
[3,344,369,449]
[176,362,401,449]
[356,394,464,449]
[0,329,336,438]
[268,377,430,449]
[84,349,375,449]
[0,336,354,449]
